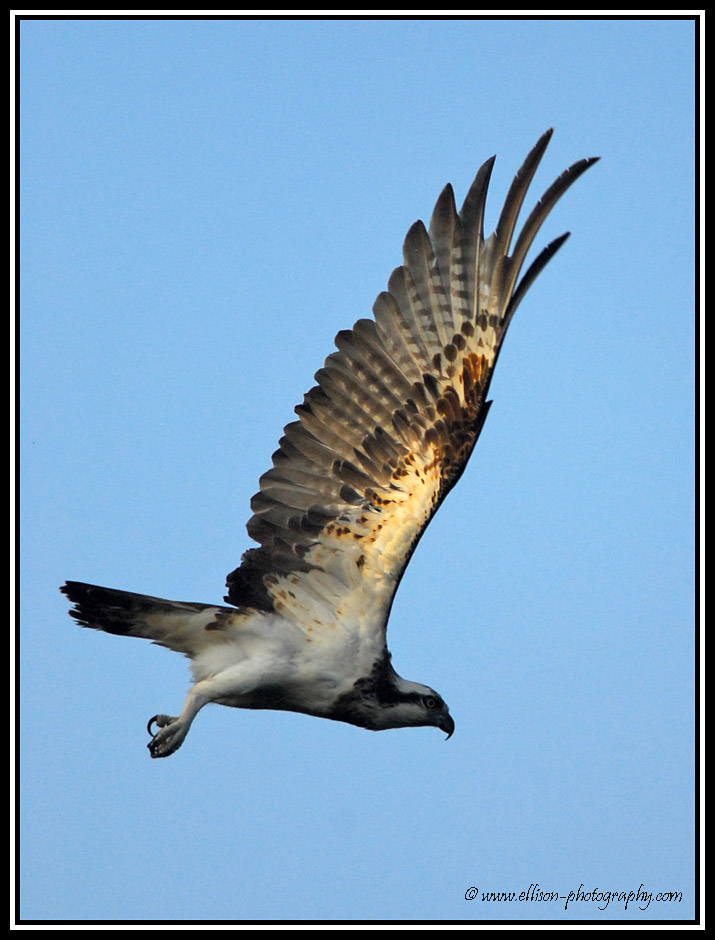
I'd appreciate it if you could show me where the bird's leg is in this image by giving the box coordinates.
[146,659,277,757]
[147,682,213,759]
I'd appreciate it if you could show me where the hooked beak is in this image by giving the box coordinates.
[439,712,455,740]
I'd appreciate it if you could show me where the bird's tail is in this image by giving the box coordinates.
[60,581,235,656]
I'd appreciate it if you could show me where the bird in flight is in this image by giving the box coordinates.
[62,130,597,758]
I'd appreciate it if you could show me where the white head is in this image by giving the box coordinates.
[328,654,454,738]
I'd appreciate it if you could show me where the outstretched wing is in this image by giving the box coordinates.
[225,131,597,644]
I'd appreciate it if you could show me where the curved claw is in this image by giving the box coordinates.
[147,714,175,737]
[146,715,188,758]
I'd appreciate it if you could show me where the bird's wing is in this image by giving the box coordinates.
[225,130,598,647]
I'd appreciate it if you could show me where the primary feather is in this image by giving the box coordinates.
[62,131,598,757]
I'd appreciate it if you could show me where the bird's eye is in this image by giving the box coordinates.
[423,696,437,709]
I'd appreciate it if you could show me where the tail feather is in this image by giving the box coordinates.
[60,581,234,656]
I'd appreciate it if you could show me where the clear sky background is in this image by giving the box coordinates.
[18,16,697,924]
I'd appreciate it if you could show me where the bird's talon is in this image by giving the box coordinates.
[147,714,175,737]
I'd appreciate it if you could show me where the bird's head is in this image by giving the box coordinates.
[370,674,455,738]
[330,655,455,738]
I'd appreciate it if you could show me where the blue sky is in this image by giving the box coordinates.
[18,16,697,924]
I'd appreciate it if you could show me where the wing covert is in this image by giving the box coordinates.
[225,132,598,641]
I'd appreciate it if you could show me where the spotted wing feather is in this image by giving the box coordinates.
[226,131,598,642]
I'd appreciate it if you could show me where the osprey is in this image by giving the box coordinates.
[62,130,597,758]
